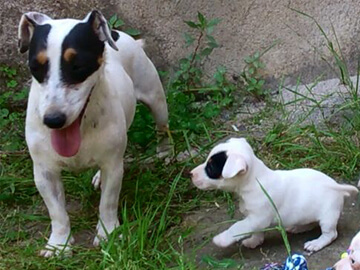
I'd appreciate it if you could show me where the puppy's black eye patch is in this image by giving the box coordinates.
[205,151,227,179]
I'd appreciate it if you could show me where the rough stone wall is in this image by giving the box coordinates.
[1,0,360,86]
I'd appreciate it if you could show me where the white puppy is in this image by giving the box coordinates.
[334,232,360,270]
[191,138,358,253]
[18,10,169,256]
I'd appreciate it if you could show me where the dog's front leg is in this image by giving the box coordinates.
[93,158,124,246]
[33,163,73,257]
[213,215,270,248]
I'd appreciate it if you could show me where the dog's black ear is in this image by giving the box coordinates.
[87,10,118,51]
[222,153,247,179]
[18,12,51,53]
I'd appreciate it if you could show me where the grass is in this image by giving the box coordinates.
[1,11,360,270]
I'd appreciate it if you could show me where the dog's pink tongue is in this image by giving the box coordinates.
[51,117,81,157]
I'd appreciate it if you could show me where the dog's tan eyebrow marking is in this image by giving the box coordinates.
[36,50,48,65]
[63,48,77,62]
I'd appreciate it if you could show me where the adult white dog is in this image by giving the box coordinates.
[18,10,169,256]
[191,138,358,253]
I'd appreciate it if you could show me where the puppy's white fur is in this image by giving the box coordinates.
[191,138,358,253]
[20,11,168,257]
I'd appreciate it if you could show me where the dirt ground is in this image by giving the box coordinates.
[182,197,360,269]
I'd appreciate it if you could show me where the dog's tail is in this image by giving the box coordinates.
[332,183,359,197]
[135,39,145,48]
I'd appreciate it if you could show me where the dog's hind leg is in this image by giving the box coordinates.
[93,158,124,246]
[303,217,338,253]
[137,83,171,157]
[133,60,171,157]
[33,164,73,257]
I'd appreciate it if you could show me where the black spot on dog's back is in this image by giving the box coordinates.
[61,19,105,85]
[205,151,227,179]
[111,30,119,41]
[28,24,51,83]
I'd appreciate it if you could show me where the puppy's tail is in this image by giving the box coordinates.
[333,184,359,197]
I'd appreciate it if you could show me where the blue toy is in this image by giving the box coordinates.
[283,254,308,270]
[261,254,308,270]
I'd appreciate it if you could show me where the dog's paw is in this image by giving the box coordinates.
[213,231,235,248]
[92,170,101,190]
[40,245,73,258]
[93,232,123,247]
[40,237,74,257]
[156,137,173,159]
[304,239,324,253]
[93,235,102,247]
[242,234,264,249]
[93,219,121,247]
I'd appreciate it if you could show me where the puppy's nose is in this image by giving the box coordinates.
[43,112,67,129]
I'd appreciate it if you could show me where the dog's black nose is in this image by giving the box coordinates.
[43,112,67,129]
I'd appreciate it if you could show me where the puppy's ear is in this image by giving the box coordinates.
[350,232,360,250]
[87,10,118,51]
[222,153,247,179]
[18,12,51,53]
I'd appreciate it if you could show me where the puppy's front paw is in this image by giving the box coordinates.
[213,231,235,248]
[242,234,264,249]
[304,239,324,253]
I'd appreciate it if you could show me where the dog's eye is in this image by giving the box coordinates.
[71,63,87,72]
[205,151,228,179]
[29,59,49,84]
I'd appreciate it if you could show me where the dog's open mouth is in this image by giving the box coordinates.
[50,88,94,158]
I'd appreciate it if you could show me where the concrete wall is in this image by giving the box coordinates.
[2,0,360,86]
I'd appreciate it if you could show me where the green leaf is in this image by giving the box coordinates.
[201,47,213,57]
[244,56,252,64]
[207,18,221,27]
[197,12,206,27]
[184,20,198,28]
[250,77,257,84]
[217,66,226,73]
[125,28,141,36]
[109,14,117,26]
[206,26,214,34]
[206,34,216,44]
[114,19,124,28]
[207,41,219,49]
[6,80,17,88]
[184,32,195,46]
